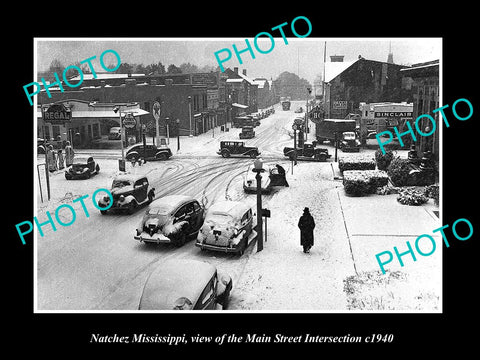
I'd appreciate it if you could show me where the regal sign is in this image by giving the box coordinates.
[42,104,71,124]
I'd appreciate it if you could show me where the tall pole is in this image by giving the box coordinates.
[323,41,326,98]
[256,172,263,252]
[294,128,298,165]
[118,109,125,161]
[188,96,193,137]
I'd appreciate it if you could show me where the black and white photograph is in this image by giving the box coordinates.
[6,9,478,352]
[32,37,443,312]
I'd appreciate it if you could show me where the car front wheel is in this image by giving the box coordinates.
[221,150,230,158]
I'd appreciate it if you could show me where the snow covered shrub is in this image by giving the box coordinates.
[375,149,395,171]
[343,170,389,196]
[425,184,439,205]
[387,158,414,187]
[338,154,376,172]
[396,187,428,206]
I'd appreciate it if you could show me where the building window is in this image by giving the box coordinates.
[52,125,61,139]
[144,101,150,112]
[193,95,199,111]
[93,123,100,138]
[202,94,208,109]
[43,126,50,140]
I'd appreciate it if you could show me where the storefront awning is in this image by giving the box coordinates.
[232,103,248,109]
[37,109,150,118]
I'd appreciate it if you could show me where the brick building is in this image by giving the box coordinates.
[323,56,411,119]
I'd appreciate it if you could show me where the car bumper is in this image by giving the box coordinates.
[195,242,241,253]
[134,232,172,243]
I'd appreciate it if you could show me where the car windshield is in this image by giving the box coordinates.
[207,213,235,225]
[146,206,171,216]
[112,179,132,188]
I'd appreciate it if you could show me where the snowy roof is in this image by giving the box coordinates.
[238,72,257,85]
[149,195,196,213]
[226,78,244,83]
[324,60,358,83]
[207,200,251,219]
[68,73,146,81]
[113,174,148,182]
[140,259,216,310]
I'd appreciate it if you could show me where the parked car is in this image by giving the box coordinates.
[217,141,260,158]
[138,259,232,310]
[196,200,253,255]
[134,195,204,247]
[365,132,400,148]
[239,126,255,139]
[126,144,172,161]
[98,174,155,214]
[65,156,100,180]
[243,163,272,193]
[108,126,122,140]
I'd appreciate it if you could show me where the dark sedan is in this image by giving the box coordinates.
[65,156,100,180]
[126,144,172,161]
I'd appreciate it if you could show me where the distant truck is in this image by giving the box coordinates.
[315,118,360,152]
[239,126,255,139]
[283,143,331,162]
[281,97,291,111]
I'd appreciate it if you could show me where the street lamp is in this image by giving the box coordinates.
[252,158,265,252]
[188,96,193,137]
[176,118,180,151]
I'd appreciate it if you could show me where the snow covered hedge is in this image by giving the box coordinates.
[343,170,389,196]
[338,154,376,172]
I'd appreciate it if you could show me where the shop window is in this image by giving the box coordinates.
[43,126,50,140]
[93,123,100,138]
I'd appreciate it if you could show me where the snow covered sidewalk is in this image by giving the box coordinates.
[229,161,357,311]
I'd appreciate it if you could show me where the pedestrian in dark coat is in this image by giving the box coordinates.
[298,207,315,253]
[64,141,75,167]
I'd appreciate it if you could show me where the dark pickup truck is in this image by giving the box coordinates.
[217,141,260,158]
[283,143,331,162]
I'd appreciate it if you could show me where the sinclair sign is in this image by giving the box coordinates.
[42,104,71,124]
[374,111,413,118]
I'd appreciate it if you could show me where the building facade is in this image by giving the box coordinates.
[400,60,440,159]
[324,57,411,119]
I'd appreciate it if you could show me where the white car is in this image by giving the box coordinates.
[243,163,272,193]
[196,200,253,255]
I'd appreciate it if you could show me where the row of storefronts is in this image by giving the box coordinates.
[37,67,278,148]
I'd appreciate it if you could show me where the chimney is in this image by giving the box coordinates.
[330,55,344,62]
[234,67,238,75]
[242,69,247,76]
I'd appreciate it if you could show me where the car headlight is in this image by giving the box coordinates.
[173,297,193,310]
[119,195,125,202]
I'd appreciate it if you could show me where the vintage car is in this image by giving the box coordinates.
[243,163,272,193]
[65,156,100,180]
[98,174,155,214]
[365,131,400,149]
[138,259,232,310]
[134,195,204,247]
[108,126,122,140]
[196,200,253,255]
[243,163,289,193]
[125,144,172,161]
[239,126,255,139]
[217,141,260,158]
